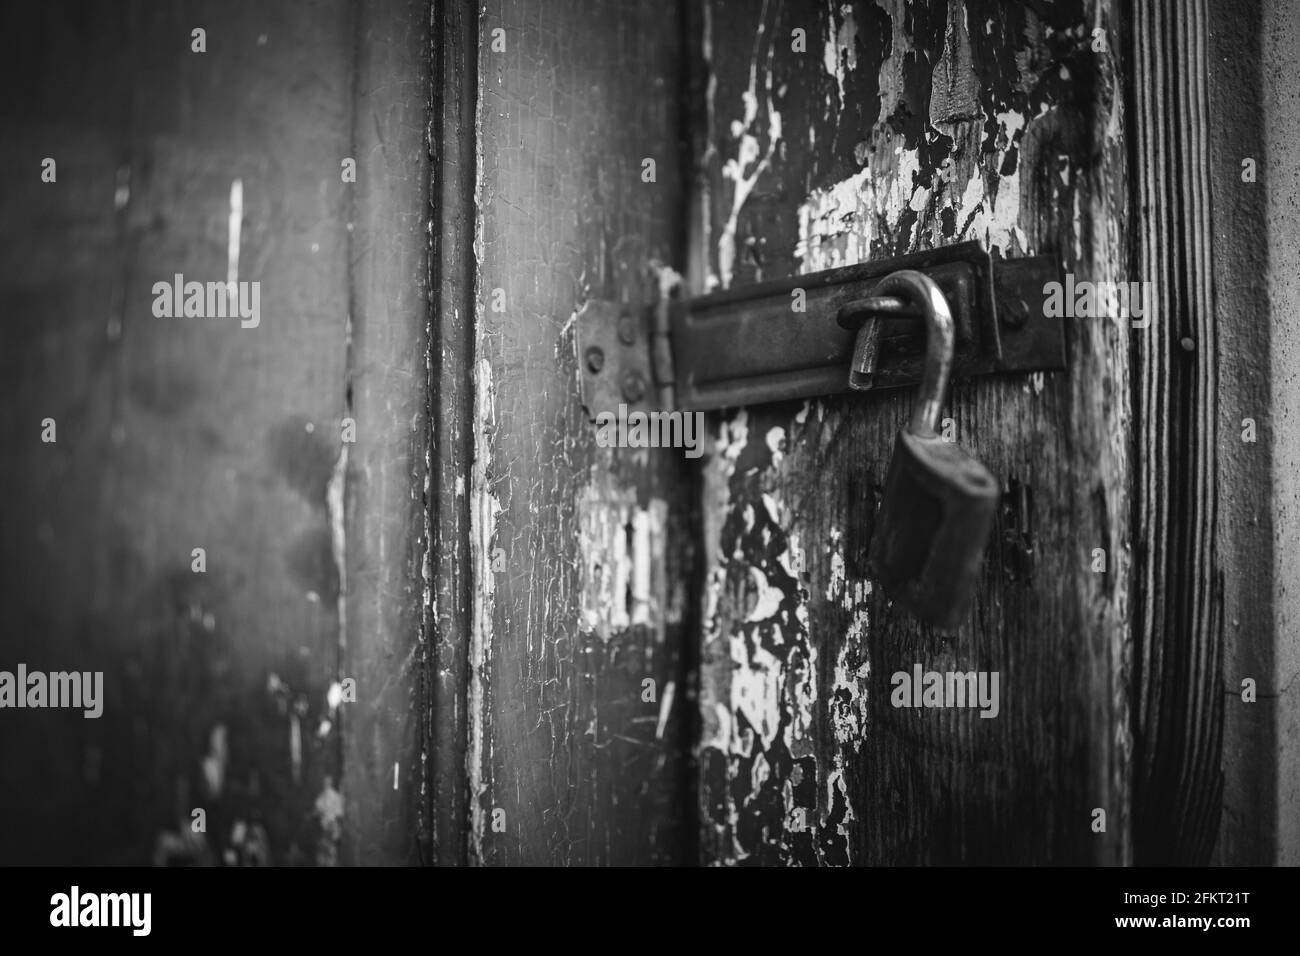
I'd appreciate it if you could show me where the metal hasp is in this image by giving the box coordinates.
[576,241,1065,419]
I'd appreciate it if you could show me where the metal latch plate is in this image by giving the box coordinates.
[577,241,1065,417]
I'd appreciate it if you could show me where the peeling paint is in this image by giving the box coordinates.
[794,0,1085,268]
[226,178,242,314]
[700,405,834,864]
[765,425,785,466]
[954,158,1026,253]
[717,0,782,289]
[830,606,870,749]
[655,680,675,740]
[201,723,228,799]
[825,530,845,601]
[718,408,749,476]
[823,3,858,107]
[468,355,500,863]
[823,754,856,864]
[630,503,661,627]
[729,628,784,750]
[700,0,1121,869]
[656,262,684,301]
[578,469,669,639]
[745,566,785,622]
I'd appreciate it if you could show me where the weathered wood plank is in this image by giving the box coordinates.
[339,0,431,866]
[692,0,1130,865]
[467,0,693,864]
[0,0,357,865]
[427,0,479,868]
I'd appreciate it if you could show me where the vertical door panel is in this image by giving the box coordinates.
[465,0,693,865]
[0,0,357,865]
[692,0,1130,865]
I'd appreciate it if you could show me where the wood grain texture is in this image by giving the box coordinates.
[339,0,431,866]
[692,0,1131,865]
[1128,0,1224,866]
[467,0,695,865]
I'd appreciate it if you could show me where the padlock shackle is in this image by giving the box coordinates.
[869,270,954,438]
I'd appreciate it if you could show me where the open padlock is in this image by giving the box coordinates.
[849,269,1000,629]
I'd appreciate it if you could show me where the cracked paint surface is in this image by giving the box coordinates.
[465,0,693,866]
[697,0,1125,865]
[700,409,854,866]
[715,0,784,290]
[468,355,500,865]
[579,473,670,638]
[705,0,1105,287]
[796,0,1097,270]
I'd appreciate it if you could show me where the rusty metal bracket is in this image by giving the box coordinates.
[576,241,1065,418]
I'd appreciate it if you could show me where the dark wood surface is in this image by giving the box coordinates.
[340,0,431,866]
[0,0,427,866]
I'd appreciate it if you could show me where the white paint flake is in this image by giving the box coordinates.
[578,473,669,639]
[226,179,243,315]
[745,566,785,622]
[765,425,786,466]
[718,0,782,288]
[823,3,859,107]
[825,529,846,601]
[468,355,502,861]
[729,630,783,750]
[830,606,871,748]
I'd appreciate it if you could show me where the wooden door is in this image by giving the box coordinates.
[6,0,1272,869]
[432,0,1281,868]
[686,0,1131,865]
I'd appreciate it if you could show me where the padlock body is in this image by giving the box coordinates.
[868,429,999,629]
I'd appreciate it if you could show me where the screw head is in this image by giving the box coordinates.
[617,314,638,345]
[585,346,605,373]
[998,295,1030,329]
[621,372,646,403]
